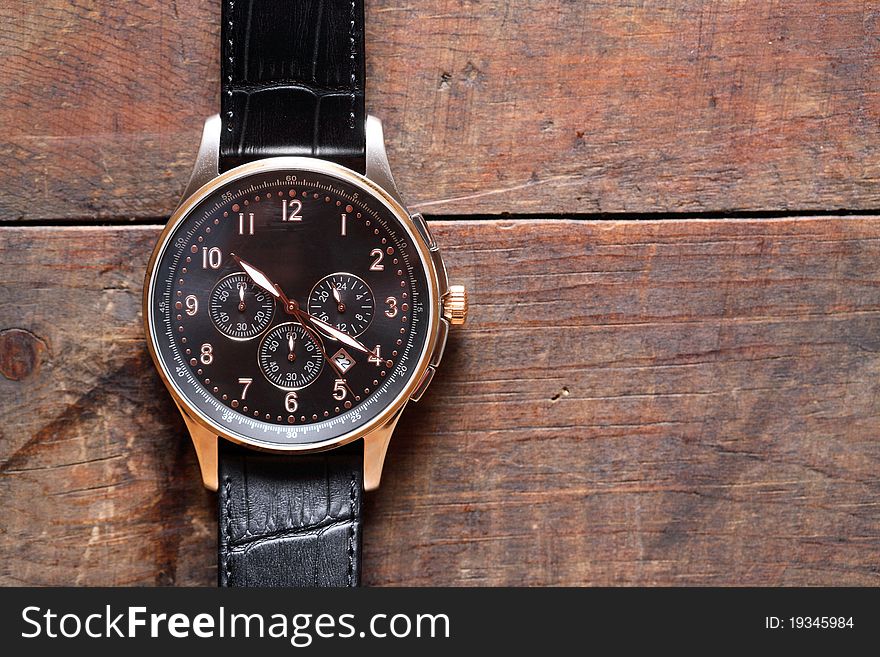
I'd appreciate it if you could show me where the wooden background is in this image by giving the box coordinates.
[1,1,879,585]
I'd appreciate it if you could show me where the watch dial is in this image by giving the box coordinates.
[148,167,432,446]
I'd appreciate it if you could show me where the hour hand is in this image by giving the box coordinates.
[230,254,281,300]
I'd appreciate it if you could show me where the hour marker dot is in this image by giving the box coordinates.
[277,416,282,421]
[223,211,229,217]
[344,401,352,409]
[402,316,408,322]
[189,358,197,366]
[400,328,405,334]
[231,400,239,408]
[396,339,402,346]
[313,193,319,199]
[355,396,361,401]
[243,200,249,205]
[364,388,370,394]
[185,348,191,355]
[214,218,220,225]
[335,407,340,413]
[382,238,387,244]
[402,303,409,311]
[373,380,378,386]
[178,326,184,333]
[222,394,228,400]
[382,370,388,376]
[181,337,187,343]
[175,302,182,310]
[374,229,380,235]
[181,267,187,274]
[232,204,240,212]
[197,236,203,242]
[312,414,318,421]
[393,259,399,265]
[300,416,306,422]
[357,213,362,218]
[365,221,370,226]
[186,256,192,263]
[346,205,353,213]
[324,411,329,417]
[400,281,406,287]
[255,195,260,201]
[278,191,283,197]
[325,197,331,202]
[213,387,219,393]
[336,201,341,206]
[403,293,408,299]
[197,369,203,375]
[289,190,296,197]
[397,269,402,276]
[179,278,184,284]
[190,245,198,253]
[288,415,295,423]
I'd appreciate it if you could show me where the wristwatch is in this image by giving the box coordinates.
[143,0,466,587]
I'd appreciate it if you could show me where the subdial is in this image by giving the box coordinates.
[308,273,375,336]
[258,322,325,391]
[210,273,275,340]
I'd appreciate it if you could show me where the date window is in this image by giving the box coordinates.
[332,348,355,374]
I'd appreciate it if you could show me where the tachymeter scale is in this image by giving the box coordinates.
[258,323,325,390]
[209,273,275,339]
[308,273,375,336]
[148,166,432,447]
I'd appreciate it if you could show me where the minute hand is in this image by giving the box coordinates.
[294,309,375,357]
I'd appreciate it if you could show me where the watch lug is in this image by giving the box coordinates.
[362,404,405,491]
[175,401,219,491]
[365,115,406,208]
[178,114,222,208]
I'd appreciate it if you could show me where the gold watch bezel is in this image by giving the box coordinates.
[142,156,440,456]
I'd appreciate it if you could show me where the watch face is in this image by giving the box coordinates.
[146,161,435,448]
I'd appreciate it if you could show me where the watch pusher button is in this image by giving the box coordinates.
[410,366,436,402]
[409,365,437,402]
[410,212,436,250]
[442,285,468,326]
[431,318,450,367]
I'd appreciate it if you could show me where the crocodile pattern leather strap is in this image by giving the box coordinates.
[219,0,366,173]
[218,439,363,587]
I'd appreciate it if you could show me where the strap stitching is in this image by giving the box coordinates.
[347,469,356,587]
[222,475,233,585]
[348,0,356,130]
[225,0,235,133]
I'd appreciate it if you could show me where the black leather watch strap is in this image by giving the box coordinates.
[219,0,366,173]
[218,439,364,587]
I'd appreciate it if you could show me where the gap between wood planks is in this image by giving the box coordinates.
[5,207,880,227]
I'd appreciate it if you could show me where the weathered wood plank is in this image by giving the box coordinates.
[1,1,879,221]
[1,218,878,585]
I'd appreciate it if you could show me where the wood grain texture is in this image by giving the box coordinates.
[1,1,879,221]
[1,218,878,586]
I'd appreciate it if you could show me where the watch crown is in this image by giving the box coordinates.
[443,285,468,326]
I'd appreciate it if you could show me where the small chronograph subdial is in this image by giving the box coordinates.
[258,322,325,391]
[308,273,375,336]
[210,273,276,340]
